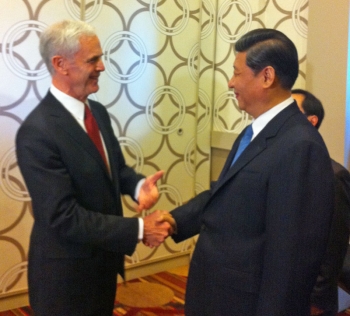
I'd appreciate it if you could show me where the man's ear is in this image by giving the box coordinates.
[262,66,275,88]
[52,55,68,75]
[307,115,319,128]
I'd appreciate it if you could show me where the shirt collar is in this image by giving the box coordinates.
[251,96,294,140]
[50,84,86,122]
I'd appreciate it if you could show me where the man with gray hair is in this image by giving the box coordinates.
[16,20,175,315]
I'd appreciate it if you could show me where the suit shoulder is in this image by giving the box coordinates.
[332,159,350,180]
[332,159,347,172]
[20,91,55,123]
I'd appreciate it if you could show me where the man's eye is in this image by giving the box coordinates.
[87,57,99,64]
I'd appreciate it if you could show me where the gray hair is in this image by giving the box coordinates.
[39,20,97,74]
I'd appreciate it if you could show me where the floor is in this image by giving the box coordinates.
[167,265,189,277]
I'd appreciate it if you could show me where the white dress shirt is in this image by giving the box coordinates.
[50,85,144,240]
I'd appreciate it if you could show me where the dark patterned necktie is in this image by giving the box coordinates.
[230,124,253,167]
[84,104,108,167]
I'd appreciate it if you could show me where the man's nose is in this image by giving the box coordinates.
[228,76,234,88]
[97,59,105,71]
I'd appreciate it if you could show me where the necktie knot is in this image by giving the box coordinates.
[231,124,253,166]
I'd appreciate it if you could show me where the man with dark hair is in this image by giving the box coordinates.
[292,88,350,316]
[168,29,335,315]
[292,88,325,129]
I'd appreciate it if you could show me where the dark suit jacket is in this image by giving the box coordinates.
[16,91,144,315]
[312,159,350,315]
[171,102,335,316]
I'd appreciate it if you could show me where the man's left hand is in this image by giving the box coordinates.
[136,170,164,212]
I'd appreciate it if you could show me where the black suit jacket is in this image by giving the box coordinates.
[171,102,335,316]
[16,91,144,315]
[310,159,350,315]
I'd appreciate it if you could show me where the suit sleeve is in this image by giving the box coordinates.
[256,140,335,315]
[171,190,212,242]
[310,163,350,307]
[333,165,350,231]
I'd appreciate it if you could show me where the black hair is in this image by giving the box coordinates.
[291,88,325,129]
[235,28,299,90]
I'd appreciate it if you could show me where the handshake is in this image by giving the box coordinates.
[142,210,177,248]
[137,171,177,247]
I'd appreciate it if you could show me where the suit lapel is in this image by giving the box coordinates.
[213,102,300,193]
[214,136,267,194]
[44,92,110,177]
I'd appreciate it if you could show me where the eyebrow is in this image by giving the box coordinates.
[86,54,103,62]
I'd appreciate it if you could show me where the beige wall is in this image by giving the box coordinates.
[306,0,350,166]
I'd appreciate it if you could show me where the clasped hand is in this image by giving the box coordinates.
[143,210,177,248]
[136,170,176,247]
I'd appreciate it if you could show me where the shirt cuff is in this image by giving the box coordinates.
[134,178,145,201]
[138,218,144,241]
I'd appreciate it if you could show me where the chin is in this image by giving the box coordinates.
[237,104,244,111]
[89,86,99,94]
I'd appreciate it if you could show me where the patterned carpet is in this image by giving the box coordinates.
[0,270,186,316]
[2,268,350,316]
[114,271,186,315]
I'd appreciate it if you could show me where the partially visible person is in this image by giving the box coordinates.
[292,88,350,316]
[167,29,335,316]
[339,246,350,293]
[16,20,175,316]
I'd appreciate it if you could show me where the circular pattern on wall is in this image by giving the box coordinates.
[158,184,183,207]
[214,91,249,133]
[146,86,186,134]
[217,0,252,43]
[2,20,48,80]
[64,0,81,20]
[187,43,200,82]
[201,0,216,39]
[118,137,144,173]
[149,0,189,36]
[103,31,148,83]
[292,0,308,38]
[196,89,212,134]
[65,0,104,23]
[0,147,30,202]
[0,261,27,293]
[184,138,195,177]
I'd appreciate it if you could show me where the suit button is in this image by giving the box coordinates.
[201,224,206,231]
